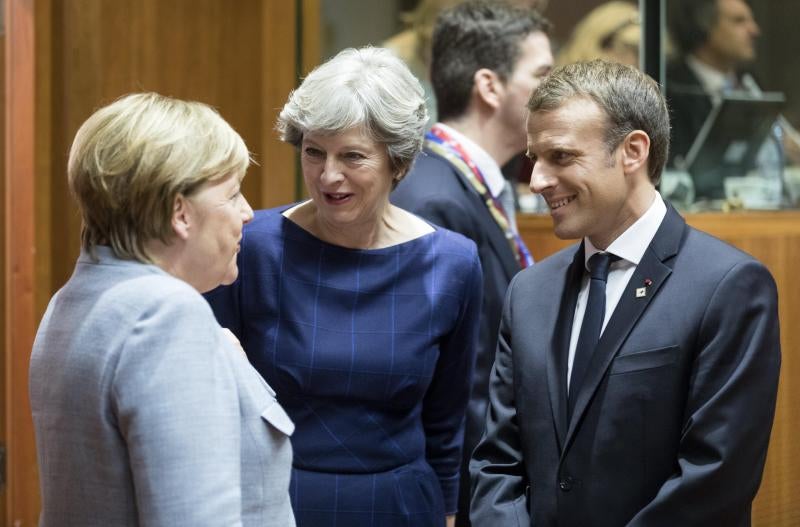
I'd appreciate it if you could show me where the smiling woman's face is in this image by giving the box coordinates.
[300,127,394,232]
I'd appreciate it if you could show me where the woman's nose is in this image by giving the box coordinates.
[321,157,345,184]
[240,195,254,224]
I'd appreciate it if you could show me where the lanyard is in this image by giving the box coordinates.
[426,124,533,269]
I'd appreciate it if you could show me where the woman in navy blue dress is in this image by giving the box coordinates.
[206,47,482,527]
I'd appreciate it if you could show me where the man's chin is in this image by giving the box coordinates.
[553,223,582,241]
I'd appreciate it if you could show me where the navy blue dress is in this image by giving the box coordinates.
[206,207,482,527]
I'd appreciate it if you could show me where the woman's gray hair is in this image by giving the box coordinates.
[276,46,428,182]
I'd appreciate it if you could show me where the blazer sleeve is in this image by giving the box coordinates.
[112,290,244,526]
[469,274,531,527]
[422,246,483,514]
[412,195,482,243]
[627,259,781,526]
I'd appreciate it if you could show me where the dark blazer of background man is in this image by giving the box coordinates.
[470,59,781,527]
[392,3,553,525]
[666,0,761,166]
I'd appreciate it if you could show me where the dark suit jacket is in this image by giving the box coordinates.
[666,59,713,169]
[392,147,522,524]
[470,206,781,527]
[666,60,765,199]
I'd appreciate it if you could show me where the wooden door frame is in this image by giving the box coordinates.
[5,0,39,525]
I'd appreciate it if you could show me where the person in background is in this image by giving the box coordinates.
[666,0,761,165]
[557,1,640,68]
[206,47,482,527]
[391,2,552,525]
[470,59,780,526]
[30,92,295,527]
[383,0,460,125]
[383,0,550,126]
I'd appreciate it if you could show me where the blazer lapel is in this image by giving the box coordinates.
[459,170,521,279]
[431,147,522,280]
[546,243,585,449]
[564,207,687,446]
[486,219,524,280]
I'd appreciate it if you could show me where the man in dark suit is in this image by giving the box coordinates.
[391,3,553,525]
[470,59,781,526]
[666,0,761,169]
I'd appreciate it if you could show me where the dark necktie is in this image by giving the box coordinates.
[568,252,619,419]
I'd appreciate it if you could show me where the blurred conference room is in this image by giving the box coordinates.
[2,0,798,525]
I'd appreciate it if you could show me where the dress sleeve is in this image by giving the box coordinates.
[112,290,244,526]
[422,244,483,514]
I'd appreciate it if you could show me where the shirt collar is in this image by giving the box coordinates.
[686,55,736,95]
[583,191,667,268]
[436,122,506,198]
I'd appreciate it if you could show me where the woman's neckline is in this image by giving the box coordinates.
[279,202,438,253]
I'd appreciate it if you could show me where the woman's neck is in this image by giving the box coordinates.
[285,200,398,250]
[314,213,388,250]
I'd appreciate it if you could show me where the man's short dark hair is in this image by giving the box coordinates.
[431,1,551,121]
[528,60,671,184]
[668,0,719,56]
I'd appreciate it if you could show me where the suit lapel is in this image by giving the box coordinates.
[485,218,524,280]
[425,147,522,280]
[564,207,687,446]
[546,243,584,450]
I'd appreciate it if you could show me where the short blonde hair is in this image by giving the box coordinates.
[68,92,250,262]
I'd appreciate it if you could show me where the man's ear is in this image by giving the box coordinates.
[621,130,650,176]
[171,194,192,241]
[473,68,503,110]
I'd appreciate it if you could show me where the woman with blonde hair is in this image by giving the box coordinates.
[30,92,295,527]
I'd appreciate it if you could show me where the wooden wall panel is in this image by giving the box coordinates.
[0,25,7,527]
[47,0,269,296]
[519,211,800,526]
[263,0,301,207]
[5,1,304,523]
[301,0,321,75]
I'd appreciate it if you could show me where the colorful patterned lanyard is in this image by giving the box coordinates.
[426,124,534,269]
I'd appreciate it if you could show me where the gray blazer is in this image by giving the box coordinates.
[30,247,296,527]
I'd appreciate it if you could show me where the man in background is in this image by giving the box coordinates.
[391,2,553,525]
[666,0,761,164]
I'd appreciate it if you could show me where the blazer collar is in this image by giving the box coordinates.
[562,205,687,451]
[425,146,521,279]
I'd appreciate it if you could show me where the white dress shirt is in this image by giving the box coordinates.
[686,55,762,101]
[566,192,668,390]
